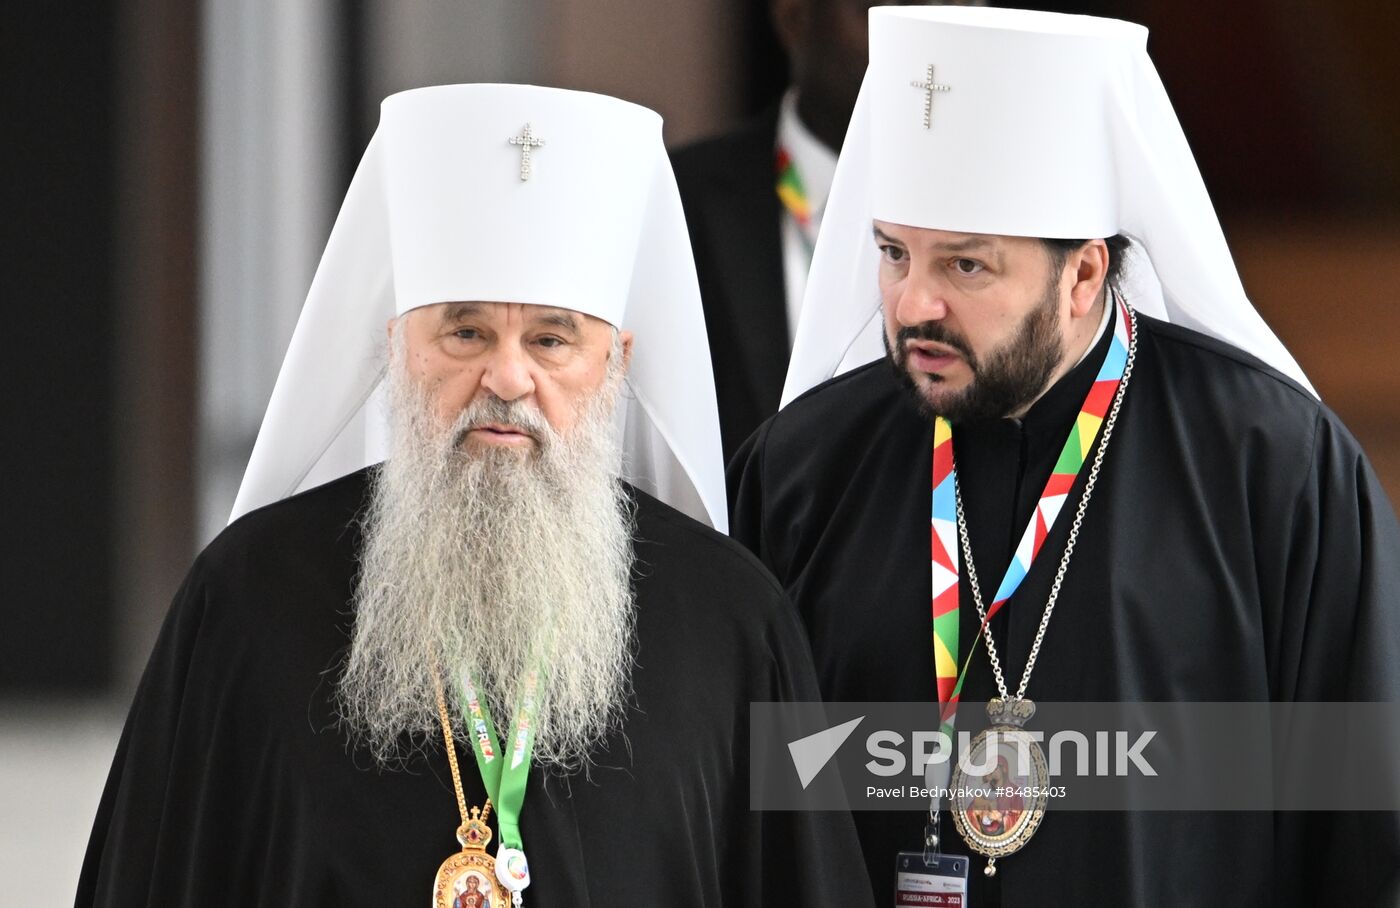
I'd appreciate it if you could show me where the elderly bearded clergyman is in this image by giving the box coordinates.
[77,85,871,907]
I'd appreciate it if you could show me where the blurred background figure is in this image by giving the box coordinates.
[673,0,987,463]
[2,0,1397,903]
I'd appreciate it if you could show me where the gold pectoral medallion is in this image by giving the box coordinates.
[950,698,1049,876]
[433,808,510,908]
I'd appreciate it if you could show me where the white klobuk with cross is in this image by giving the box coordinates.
[233,83,730,537]
[781,5,1313,411]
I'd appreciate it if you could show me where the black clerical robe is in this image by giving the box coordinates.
[77,469,872,906]
[672,109,790,464]
[729,308,1400,907]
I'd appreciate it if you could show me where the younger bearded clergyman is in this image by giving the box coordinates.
[731,8,1400,907]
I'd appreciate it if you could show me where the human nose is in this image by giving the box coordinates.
[478,343,536,402]
[893,268,950,327]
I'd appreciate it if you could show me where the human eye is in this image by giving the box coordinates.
[951,258,985,276]
[452,326,481,340]
[534,334,567,349]
[878,243,907,264]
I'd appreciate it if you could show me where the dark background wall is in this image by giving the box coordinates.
[1,5,118,695]
[5,5,1393,903]
[2,0,1397,705]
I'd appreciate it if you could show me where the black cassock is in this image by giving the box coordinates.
[729,308,1400,907]
[77,469,872,906]
[671,108,791,464]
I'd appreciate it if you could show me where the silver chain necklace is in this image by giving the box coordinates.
[953,301,1138,702]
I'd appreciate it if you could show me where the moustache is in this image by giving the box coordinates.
[450,397,553,448]
[894,322,974,362]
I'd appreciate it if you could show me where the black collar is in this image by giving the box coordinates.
[959,301,1118,445]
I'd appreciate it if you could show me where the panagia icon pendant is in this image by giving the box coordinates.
[950,697,1050,877]
[433,807,510,908]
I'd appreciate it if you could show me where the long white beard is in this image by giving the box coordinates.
[339,340,637,771]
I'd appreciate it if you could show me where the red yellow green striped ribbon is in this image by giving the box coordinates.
[931,295,1134,729]
[775,146,812,229]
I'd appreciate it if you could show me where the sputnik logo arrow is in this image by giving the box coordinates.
[787,716,865,789]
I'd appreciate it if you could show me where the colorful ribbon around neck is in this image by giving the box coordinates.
[931,295,1133,731]
[775,147,813,231]
[457,667,541,853]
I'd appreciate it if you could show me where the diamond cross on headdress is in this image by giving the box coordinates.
[508,122,545,181]
[910,65,952,130]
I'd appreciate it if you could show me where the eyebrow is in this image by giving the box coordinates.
[437,301,485,325]
[529,308,581,333]
[871,226,996,254]
[435,302,580,332]
[933,236,996,254]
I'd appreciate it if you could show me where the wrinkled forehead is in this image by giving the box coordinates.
[408,300,613,331]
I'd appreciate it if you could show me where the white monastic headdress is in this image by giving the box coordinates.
[231,84,727,531]
[782,6,1314,405]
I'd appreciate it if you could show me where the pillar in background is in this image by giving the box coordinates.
[197,2,346,546]
[111,0,201,693]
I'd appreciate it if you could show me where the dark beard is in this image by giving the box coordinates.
[885,281,1063,424]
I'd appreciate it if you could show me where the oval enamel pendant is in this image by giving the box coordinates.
[950,698,1049,876]
[433,809,510,908]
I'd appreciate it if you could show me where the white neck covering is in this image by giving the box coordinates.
[231,84,727,531]
[782,7,1314,407]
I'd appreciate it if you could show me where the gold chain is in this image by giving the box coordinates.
[431,663,492,833]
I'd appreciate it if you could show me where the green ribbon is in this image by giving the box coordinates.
[458,667,541,852]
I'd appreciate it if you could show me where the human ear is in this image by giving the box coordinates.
[386,316,401,360]
[1068,240,1110,318]
[618,329,635,373]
